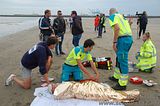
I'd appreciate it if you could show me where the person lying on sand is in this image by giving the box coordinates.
[5,36,58,89]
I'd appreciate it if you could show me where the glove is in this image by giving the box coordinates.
[135,52,140,60]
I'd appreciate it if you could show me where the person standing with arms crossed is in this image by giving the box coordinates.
[108,8,133,90]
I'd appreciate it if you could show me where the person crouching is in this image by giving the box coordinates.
[136,32,157,73]
[5,36,58,89]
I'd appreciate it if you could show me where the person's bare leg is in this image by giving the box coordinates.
[13,76,31,89]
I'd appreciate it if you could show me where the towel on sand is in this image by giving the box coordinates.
[30,87,124,106]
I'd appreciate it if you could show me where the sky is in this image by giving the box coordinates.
[0,0,159,16]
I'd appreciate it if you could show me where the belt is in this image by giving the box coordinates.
[64,63,78,67]
[118,35,131,39]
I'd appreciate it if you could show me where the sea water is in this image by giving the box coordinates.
[0,17,39,37]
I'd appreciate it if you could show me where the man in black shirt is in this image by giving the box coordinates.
[5,37,58,89]
[53,10,66,55]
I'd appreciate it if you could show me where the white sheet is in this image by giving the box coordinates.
[30,87,124,106]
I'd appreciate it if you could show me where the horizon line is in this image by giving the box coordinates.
[0,14,160,18]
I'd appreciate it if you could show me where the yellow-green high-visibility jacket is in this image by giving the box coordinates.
[136,39,157,70]
[109,13,132,37]
[103,16,107,27]
[65,46,93,66]
[99,16,106,27]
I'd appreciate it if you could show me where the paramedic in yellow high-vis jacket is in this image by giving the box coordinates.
[108,8,133,90]
[136,32,157,73]
[61,39,99,82]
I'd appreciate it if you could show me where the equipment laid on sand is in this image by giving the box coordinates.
[82,57,112,70]
[130,76,158,87]
[128,61,139,73]
[143,80,157,87]
[129,76,143,84]
[48,81,140,103]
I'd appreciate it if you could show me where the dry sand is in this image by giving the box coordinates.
[0,18,160,106]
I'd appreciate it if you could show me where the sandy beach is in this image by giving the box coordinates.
[0,18,160,106]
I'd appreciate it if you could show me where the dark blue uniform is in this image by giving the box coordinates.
[39,16,53,41]
[21,42,52,75]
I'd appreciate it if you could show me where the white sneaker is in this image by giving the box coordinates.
[5,74,16,86]
[41,77,54,82]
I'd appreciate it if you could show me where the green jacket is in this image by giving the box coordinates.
[99,16,106,27]
[136,39,157,70]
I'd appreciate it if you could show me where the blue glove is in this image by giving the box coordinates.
[135,52,140,59]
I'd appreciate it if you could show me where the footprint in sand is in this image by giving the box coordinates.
[53,66,61,70]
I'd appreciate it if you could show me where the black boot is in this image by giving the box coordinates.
[109,76,118,82]
[97,36,102,38]
[112,83,126,90]
[60,51,66,55]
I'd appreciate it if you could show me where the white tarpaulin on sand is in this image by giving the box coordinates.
[30,87,124,106]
